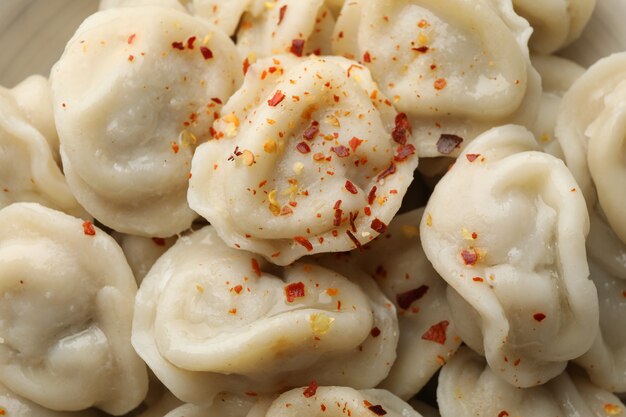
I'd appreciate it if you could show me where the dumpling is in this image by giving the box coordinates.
[132,225,398,404]
[4,75,59,163]
[188,55,417,265]
[0,92,85,218]
[112,233,177,285]
[317,208,462,400]
[99,0,189,12]
[246,386,422,417]
[165,393,258,417]
[438,347,626,417]
[419,125,598,387]
[51,7,241,237]
[0,203,148,415]
[332,0,541,158]
[236,0,336,59]
[0,381,100,417]
[191,0,253,36]
[511,0,596,54]
[575,210,626,393]
[556,52,626,244]
[529,55,584,159]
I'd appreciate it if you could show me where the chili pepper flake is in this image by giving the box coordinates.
[349,211,358,232]
[377,163,396,181]
[472,277,484,282]
[296,142,311,154]
[290,39,305,57]
[285,281,306,302]
[200,46,213,59]
[251,258,261,277]
[186,36,196,49]
[345,180,358,194]
[392,112,411,145]
[278,5,288,25]
[421,320,449,344]
[233,285,243,294]
[127,33,136,44]
[412,46,429,53]
[533,313,546,322]
[268,90,286,107]
[228,308,237,315]
[321,404,326,412]
[303,121,320,141]
[394,144,415,162]
[363,51,372,63]
[346,230,362,249]
[331,145,350,158]
[461,249,478,266]
[368,405,387,416]
[436,134,464,154]
[128,54,135,62]
[466,153,480,162]
[303,380,318,398]
[370,327,381,337]
[243,57,251,75]
[371,218,387,234]
[604,404,623,416]
[152,237,166,246]
[396,285,429,309]
[498,411,509,417]
[294,236,313,251]
[368,186,377,205]
[82,221,96,236]
[349,136,364,152]
[172,41,184,50]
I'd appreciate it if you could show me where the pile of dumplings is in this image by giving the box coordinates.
[1,0,625,415]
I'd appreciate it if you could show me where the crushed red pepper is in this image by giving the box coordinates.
[377,163,396,181]
[251,258,261,277]
[296,142,311,153]
[466,153,480,162]
[285,282,306,302]
[533,313,546,322]
[346,230,362,249]
[186,36,196,49]
[368,186,377,205]
[243,57,251,75]
[278,5,288,25]
[171,41,184,50]
[349,136,364,152]
[268,90,286,106]
[200,46,213,59]
[412,46,429,53]
[394,144,415,162]
[290,39,305,57]
[363,51,372,63]
[370,327,381,337]
[498,411,509,417]
[422,320,449,344]
[368,405,387,416]
[152,237,166,246]
[331,145,350,158]
[294,236,313,251]
[391,113,411,145]
[303,380,318,398]
[345,180,358,194]
[396,285,429,309]
[303,121,320,140]
[82,221,96,236]
[436,134,464,154]
[461,249,478,266]
[371,218,387,233]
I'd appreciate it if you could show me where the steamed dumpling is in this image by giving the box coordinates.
[188,55,417,265]
[0,203,148,415]
[420,125,598,387]
[51,6,241,236]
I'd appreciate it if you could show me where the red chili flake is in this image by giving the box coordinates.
[472,277,484,282]
[285,282,306,302]
[296,142,311,154]
[434,78,447,90]
[461,249,478,266]
[498,411,509,417]
[128,55,135,62]
[278,5,288,25]
[370,327,381,337]
[127,33,136,44]
[513,358,521,366]
[394,144,415,162]
[211,97,223,105]
[251,258,261,277]
[371,218,387,233]
[303,121,319,141]
[233,284,243,294]
[368,405,387,416]
[412,46,429,53]
[152,237,166,246]
[243,57,251,75]
[364,206,371,216]
[391,113,411,145]
[333,208,343,227]
[363,51,372,63]
[82,221,96,236]
[301,379,318,398]
[436,134,464,154]
[533,313,546,322]
[349,137,364,152]
[171,41,184,50]
[349,211,358,232]
[294,236,313,251]
[171,142,180,154]
[268,90,286,107]
[345,180,358,194]
[321,404,327,412]
[331,145,350,158]
[334,200,342,210]
[367,186,377,205]
[290,39,305,57]
[421,320,449,344]
[200,46,213,59]
[346,230,362,249]
[396,285,429,309]
[377,163,396,181]
[466,153,480,162]
[337,300,342,310]
[186,36,196,49]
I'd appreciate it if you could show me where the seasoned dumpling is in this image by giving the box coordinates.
[317,208,462,400]
[438,347,626,417]
[112,233,177,285]
[0,203,148,415]
[332,0,541,158]
[132,225,398,404]
[165,393,258,417]
[575,210,626,393]
[246,386,422,417]
[556,52,626,244]
[51,7,241,237]
[188,55,417,265]
[0,93,85,218]
[512,0,596,54]
[0,381,100,417]
[236,0,335,59]
[529,55,584,159]
[420,125,598,387]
